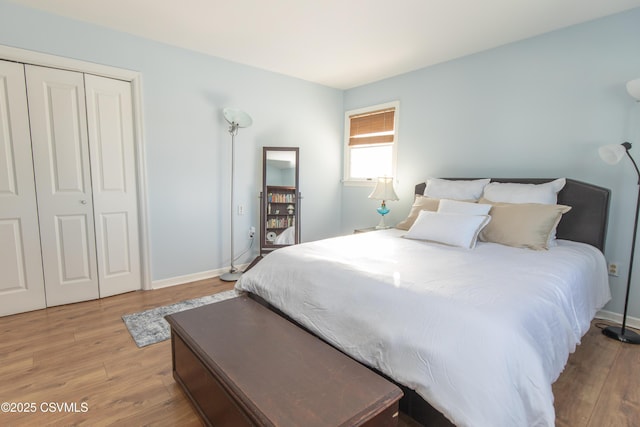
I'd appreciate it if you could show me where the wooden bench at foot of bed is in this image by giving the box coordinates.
[166,295,403,427]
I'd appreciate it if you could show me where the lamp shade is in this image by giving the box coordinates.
[628,78,640,102]
[368,177,399,201]
[599,143,628,165]
[223,108,253,128]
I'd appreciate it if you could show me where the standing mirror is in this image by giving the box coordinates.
[261,147,300,255]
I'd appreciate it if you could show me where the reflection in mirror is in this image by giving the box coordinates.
[266,151,296,187]
[261,147,299,256]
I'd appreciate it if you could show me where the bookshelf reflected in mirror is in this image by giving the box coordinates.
[260,147,300,255]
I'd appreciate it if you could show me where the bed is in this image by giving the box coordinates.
[235,178,611,427]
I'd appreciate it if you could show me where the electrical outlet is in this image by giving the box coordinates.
[249,226,255,238]
[608,262,620,277]
[237,204,244,215]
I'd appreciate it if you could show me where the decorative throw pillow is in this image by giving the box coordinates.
[404,210,491,249]
[437,199,491,215]
[481,178,566,205]
[480,178,566,246]
[424,178,490,201]
[395,196,440,230]
[479,201,572,250]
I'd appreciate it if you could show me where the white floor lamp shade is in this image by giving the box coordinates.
[220,108,252,282]
[627,78,640,102]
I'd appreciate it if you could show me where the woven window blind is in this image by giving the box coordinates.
[348,108,395,146]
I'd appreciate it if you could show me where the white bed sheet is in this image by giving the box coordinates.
[235,229,610,427]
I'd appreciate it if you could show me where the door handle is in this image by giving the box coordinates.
[80,200,87,205]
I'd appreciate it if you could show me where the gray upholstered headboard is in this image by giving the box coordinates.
[414,178,610,252]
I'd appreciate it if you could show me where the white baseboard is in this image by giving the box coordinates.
[151,264,249,289]
[595,309,640,330]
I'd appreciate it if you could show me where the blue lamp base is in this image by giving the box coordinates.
[375,206,391,229]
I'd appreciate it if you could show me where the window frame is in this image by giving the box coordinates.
[343,101,399,187]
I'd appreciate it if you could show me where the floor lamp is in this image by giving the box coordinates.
[599,142,640,344]
[220,108,252,282]
[598,79,640,343]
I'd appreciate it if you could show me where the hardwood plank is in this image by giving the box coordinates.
[553,323,620,427]
[587,331,640,427]
[0,277,638,426]
[0,277,229,427]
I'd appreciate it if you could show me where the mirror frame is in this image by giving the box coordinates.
[260,147,300,255]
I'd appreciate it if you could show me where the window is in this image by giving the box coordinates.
[344,101,398,185]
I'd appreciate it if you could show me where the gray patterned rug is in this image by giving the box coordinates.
[122,289,240,347]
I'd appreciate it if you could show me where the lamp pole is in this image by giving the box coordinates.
[220,108,252,282]
[228,122,239,275]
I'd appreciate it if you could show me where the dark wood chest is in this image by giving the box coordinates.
[166,295,403,426]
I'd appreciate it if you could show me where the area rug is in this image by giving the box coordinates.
[122,289,240,347]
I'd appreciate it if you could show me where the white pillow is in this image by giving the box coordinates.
[404,210,491,249]
[481,178,566,205]
[437,199,491,215]
[424,178,490,201]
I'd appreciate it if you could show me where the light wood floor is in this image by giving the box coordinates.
[0,277,637,426]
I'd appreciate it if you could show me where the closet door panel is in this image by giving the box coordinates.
[55,214,93,282]
[0,60,46,316]
[26,65,99,306]
[85,74,140,297]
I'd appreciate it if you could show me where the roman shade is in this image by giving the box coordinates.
[349,108,395,146]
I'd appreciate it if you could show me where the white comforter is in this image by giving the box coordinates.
[236,229,610,427]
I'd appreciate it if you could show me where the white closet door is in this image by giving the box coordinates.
[0,60,47,316]
[85,75,141,297]
[25,65,99,306]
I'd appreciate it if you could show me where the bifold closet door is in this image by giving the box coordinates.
[26,65,100,307]
[0,60,47,316]
[85,74,141,297]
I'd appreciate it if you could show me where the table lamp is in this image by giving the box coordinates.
[368,177,399,229]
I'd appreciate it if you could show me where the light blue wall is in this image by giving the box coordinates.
[0,0,343,282]
[343,8,640,318]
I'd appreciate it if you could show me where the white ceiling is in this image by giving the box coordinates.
[9,0,640,89]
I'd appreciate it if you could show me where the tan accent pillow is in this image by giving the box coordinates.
[395,196,440,230]
[478,199,572,250]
